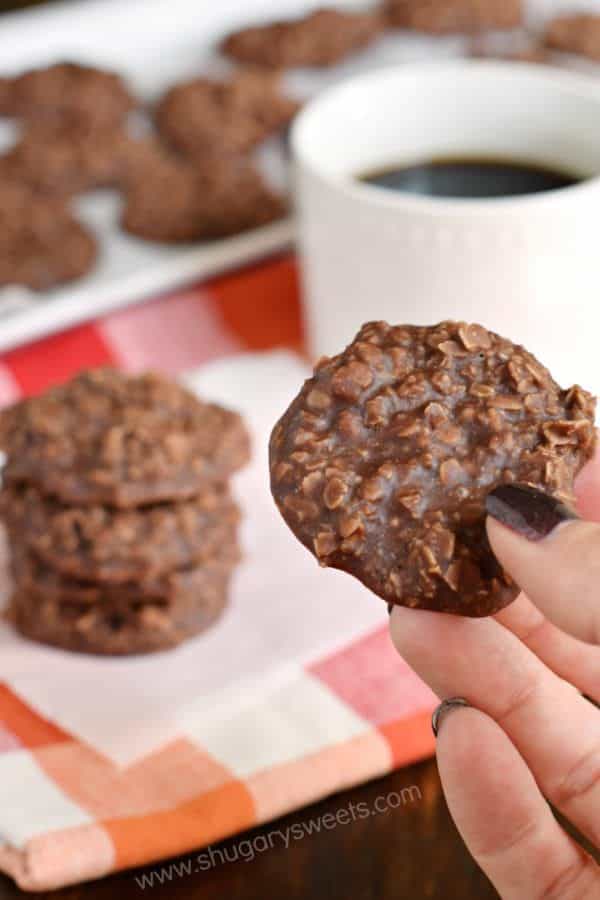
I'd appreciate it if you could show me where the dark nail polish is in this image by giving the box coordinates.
[431,697,470,737]
[485,483,577,542]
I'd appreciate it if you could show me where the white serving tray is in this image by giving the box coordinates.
[0,0,592,351]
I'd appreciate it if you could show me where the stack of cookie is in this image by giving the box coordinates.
[0,369,250,655]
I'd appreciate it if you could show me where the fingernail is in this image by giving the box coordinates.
[485,483,578,542]
[432,697,470,737]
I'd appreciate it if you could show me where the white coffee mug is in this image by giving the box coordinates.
[291,61,600,393]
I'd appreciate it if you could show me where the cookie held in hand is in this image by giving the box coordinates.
[269,321,596,616]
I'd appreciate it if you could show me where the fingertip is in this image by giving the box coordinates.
[488,509,600,646]
[485,509,577,564]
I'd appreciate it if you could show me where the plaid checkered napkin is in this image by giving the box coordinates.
[0,256,437,892]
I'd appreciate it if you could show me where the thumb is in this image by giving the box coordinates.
[486,484,600,645]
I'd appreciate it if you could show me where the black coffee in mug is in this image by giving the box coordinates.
[358,156,581,199]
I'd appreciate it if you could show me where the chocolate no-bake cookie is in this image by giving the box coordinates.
[544,14,600,61]
[155,70,299,159]
[0,180,97,290]
[10,538,240,607]
[7,62,135,129]
[385,0,522,33]
[122,155,286,243]
[0,369,250,506]
[269,321,596,616]
[9,560,232,655]
[221,8,383,68]
[116,135,177,186]
[2,122,130,195]
[2,481,240,582]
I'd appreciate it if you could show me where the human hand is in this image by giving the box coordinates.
[389,457,600,899]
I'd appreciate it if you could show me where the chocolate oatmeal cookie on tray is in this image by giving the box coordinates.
[221,8,384,69]
[0,180,97,290]
[544,14,600,62]
[155,69,299,159]
[1,61,135,129]
[121,154,286,244]
[270,321,596,617]
[384,0,523,33]
[1,122,133,196]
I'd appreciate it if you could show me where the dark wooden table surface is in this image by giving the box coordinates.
[0,757,500,900]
